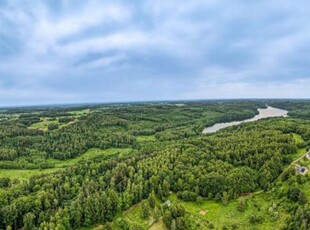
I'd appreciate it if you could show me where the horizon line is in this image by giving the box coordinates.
[1,98,310,110]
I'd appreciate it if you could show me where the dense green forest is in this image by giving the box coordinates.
[0,100,309,230]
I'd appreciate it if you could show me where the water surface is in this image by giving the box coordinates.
[202,106,288,134]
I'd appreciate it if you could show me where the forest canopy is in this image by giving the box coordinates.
[0,100,309,230]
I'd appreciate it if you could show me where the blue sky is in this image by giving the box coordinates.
[1,0,310,106]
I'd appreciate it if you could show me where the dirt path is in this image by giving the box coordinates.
[291,151,309,167]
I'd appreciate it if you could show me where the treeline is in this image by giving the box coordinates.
[269,100,310,119]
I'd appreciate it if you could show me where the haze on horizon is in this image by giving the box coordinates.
[1,0,310,106]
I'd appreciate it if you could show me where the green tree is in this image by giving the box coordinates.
[237,199,247,212]
[2,204,17,228]
[148,191,156,209]
[298,191,308,205]
[23,212,36,230]
[222,192,229,206]
[141,201,151,219]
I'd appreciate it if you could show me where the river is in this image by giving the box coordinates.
[202,106,288,134]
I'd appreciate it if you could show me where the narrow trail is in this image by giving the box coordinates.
[290,151,309,167]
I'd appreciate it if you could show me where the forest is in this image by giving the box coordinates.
[0,100,309,230]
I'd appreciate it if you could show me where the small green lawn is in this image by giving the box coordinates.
[292,133,304,144]
[0,168,61,181]
[124,202,150,229]
[136,135,156,142]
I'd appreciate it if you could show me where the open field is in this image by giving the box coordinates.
[168,192,288,230]
[47,147,133,168]
[0,148,133,180]
[0,168,60,180]
[103,190,290,230]
[29,118,60,131]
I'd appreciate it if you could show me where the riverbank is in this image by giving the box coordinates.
[203,106,288,133]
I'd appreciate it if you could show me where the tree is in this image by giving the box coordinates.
[141,201,150,219]
[222,192,229,206]
[163,180,170,197]
[237,199,247,212]
[55,208,70,230]
[23,213,36,230]
[288,187,302,202]
[48,123,59,131]
[154,206,161,222]
[148,191,156,209]
[298,191,308,205]
[115,218,130,230]
[214,193,222,202]
[2,204,17,228]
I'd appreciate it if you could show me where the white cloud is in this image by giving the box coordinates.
[187,78,310,99]
[1,0,310,105]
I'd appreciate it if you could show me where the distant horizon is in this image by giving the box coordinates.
[1,97,310,109]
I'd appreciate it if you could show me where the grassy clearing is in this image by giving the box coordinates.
[29,118,59,131]
[136,135,156,142]
[68,109,90,116]
[291,147,307,160]
[290,133,307,159]
[301,177,310,199]
[109,190,289,229]
[48,148,133,168]
[167,193,288,230]
[0,148,133,180]
[149,218,165,230]
[0,168,60,180]
[29,117,79,131]
[124,202,150,229]
[29,108,90,131]
[292,133,304,144]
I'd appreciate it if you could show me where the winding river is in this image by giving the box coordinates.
[202,106,288,134]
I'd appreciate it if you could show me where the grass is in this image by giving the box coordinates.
[29,117,79,131]
[0,148,133,180]
[292,133,304,144]
[124,202,150,229]
[29,108,90,131]
[301,176,310,199]
[29,118,59,131]
[0,168,60,180]
[291,147,307,160]
[122,196,166,230]
[167,193,288,230]
[48,148,133,168]
[149,219,165,230]
[136,135,156,142]
[111,190,289,229]
[290,133,307,159]
[68,109,90,115]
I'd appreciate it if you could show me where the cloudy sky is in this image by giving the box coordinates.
[1,0,310,106]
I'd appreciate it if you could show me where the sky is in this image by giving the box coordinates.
[1,0,310,106]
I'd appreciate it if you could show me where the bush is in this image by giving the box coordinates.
[237,199,247,212]
[48,123,59,131]
[177,191,198,201]
[249,214,263,224]
[0,177,10,188]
